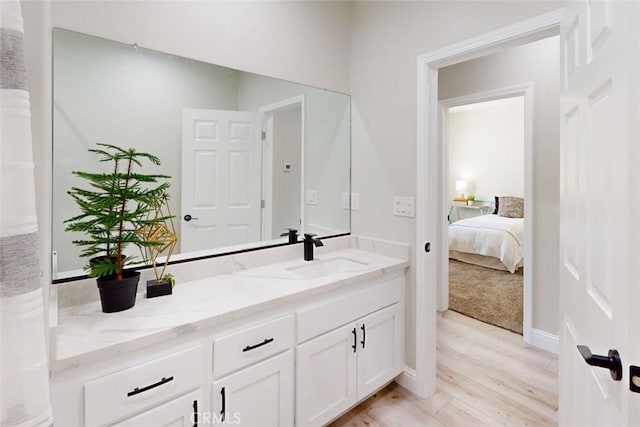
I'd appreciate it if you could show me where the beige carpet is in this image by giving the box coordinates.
[448,259,523,334]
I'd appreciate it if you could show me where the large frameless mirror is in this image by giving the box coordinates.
[52,28,351,281]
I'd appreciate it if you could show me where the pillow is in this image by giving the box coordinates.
[492,196,499,214]
[497,196,524,218]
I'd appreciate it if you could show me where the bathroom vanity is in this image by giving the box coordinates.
[50,245,408,426]
[48,28,403,427]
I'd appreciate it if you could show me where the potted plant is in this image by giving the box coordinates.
[466,194,476,206]
[64,143,172,313]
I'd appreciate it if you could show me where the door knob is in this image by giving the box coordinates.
[183,214,199,222]
[630,366,640,393]
[577,345,623,381]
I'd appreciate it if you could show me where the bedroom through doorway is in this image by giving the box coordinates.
[434,34,560,344]
[444,95,525,334]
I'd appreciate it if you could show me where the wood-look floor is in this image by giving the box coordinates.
[329,311,558,427]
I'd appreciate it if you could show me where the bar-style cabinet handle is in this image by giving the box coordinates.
[192,400,198,427]
[127,376,174,397]
[242,338,274,352]
[220,387,226,422]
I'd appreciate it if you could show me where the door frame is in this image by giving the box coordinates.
[438,85,533,341]
[259,95,306,241]
[414,9,564,397]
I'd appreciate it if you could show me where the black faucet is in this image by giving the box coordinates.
[280,228,299,244]
[303,233,324,261]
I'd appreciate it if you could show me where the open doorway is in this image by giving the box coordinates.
[259,95,305,241]
[442,94,527,335]
[413,10,563,398]
[434,34,559,348]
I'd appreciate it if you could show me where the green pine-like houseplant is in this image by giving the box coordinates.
[64,143,172,312]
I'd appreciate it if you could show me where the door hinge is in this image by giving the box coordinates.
[261,199,265,208]
[261,131,266,140]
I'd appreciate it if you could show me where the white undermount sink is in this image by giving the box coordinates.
[285,257,370,279]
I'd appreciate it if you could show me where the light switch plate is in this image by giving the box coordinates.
[351,193,360,211]
[393,196,415,217]
[342,193,360,210]
[305,190,318,206]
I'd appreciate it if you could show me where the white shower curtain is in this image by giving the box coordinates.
[1,1,54,426]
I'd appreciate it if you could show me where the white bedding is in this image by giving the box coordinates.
[448,214,524,273]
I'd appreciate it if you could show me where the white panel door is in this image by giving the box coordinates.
[356,303,403,400]
[181,109,262,252]
[559,1,639,426]
[296,323,357,427]
[211,351,294,427]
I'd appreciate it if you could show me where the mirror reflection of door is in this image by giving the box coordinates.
[181,109,263,252]
[268,106,302,239]
[260,95,305,242]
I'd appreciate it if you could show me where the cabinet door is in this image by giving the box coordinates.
[356,303,403,400]
[111,389,201,427]
[296,323,357,427]
[211,350,293,427]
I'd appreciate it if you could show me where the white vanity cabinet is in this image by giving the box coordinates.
[211,351,294,427]
[296,323,358,426]
[356,303,403,397]
[52,251,407,427]
[210,315,295,427]
[295,276,404,427]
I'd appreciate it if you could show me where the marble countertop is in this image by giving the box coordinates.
[53,248,408,373]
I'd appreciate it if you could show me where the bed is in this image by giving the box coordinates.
[448,214,524,273]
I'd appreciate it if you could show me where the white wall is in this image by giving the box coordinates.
[349,1,564,369]
[272,108,302,237]
[439,36,560,336]
[447,96,525,217]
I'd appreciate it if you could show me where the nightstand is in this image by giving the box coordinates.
[448,201,493,223]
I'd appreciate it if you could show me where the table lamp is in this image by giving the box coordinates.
[455,180,467,198]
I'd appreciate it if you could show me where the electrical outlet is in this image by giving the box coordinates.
[305,190,318,206]
[393,196,415,217]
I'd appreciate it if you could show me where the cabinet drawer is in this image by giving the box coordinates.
[296,276,402,343]
[84,345,204,427]
[213,314,294,378]
[111,389,202,427]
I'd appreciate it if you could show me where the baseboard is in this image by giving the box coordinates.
[530,328,559,354]
[395,366,417,393]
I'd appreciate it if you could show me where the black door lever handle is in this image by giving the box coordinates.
[577,345,623,381]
